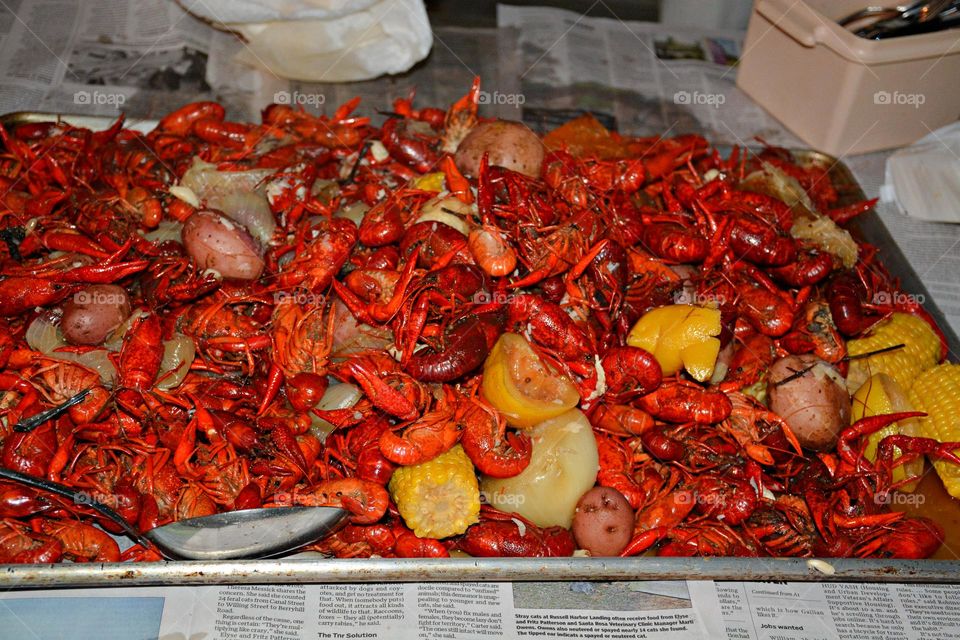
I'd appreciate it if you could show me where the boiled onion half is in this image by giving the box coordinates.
[479,409,599,529]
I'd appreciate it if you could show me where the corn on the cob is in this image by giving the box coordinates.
[907,364,960,498]
[851,373,922,492]
[388,444,480,539]
[846,312,940,392]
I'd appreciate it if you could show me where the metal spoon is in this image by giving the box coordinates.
[13,389,91,432]
[910,0,956,21]
[838,0,953,29]
[837,5,906,29]
[856,0,959,38]
[0,467,348,560]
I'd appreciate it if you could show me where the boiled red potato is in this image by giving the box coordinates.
[572,486,634,557]
[61,284,132,346]
[182,210,265,280]
[454,120,545,178]
[767,354,850,451]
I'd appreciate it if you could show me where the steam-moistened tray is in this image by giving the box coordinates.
[1,110,959,588]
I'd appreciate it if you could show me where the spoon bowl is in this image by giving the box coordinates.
[146,506,348,560]
[0,467,348,560]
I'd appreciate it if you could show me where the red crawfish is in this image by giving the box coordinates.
[116,312,164,411]
[455,508,575,557]
[637,381,732,424]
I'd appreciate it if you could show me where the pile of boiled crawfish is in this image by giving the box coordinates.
[0,77,955,563]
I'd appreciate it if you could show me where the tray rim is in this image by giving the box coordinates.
[4,557,960,589]
[0,111,958,587]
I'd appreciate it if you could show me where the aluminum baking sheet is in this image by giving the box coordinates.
[1,112,958,587]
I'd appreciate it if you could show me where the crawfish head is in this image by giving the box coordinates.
[294,478,389,525]
[0,277,73,317]
[271,297,333,379]
[118,312,164,392]
[404,312,501,383]
[599,346,662,399]
[144,255,221,306]
[400,221,470,269]
[511,211,599,288]
[825,269,880,338]
[638,222,708,264]
[731,267,794,338]
[693,474,758,526]
[638,383,732,425]
[455,519,575,557]
[380,117,440,173]
[581,239,629,311]
[727,214,796,267]
[276,218,357,292]
[459,398,531,478]
[853,517,944,559]
[1,424,57,477]
[506,294,595,375]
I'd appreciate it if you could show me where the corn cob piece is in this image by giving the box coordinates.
[388,444,480,539]
[846,312,940,392]
[851,373,922,492]
[908,364,960,498]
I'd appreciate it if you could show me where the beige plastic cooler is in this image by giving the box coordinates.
[737,0,960,155]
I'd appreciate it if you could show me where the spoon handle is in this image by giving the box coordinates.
[13,389,91,433]
[0,467,154,551]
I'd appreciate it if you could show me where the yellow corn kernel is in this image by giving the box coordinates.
[851,373,922,492]
[846,312,940,392]
[388,445,480,539]
[908,364,960,499]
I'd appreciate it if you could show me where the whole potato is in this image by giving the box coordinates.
[572,486,634,557]
[454,120,544,178]
[182,210,264,280]
[61,284,131,346]
[768,354,850,451]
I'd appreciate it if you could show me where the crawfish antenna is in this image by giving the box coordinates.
[341,140,372,186]
[843,343,906,361]
[771,364,818,387]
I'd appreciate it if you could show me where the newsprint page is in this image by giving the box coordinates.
[1,580,959,639]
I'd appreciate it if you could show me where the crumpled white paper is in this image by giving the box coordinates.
[181,0,433,82]
[881,121,960,224]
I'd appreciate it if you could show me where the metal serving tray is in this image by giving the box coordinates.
[1,112,958,587]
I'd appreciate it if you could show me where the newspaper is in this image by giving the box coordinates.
[3,579,960,639]
[0,581,724,639]
[0,1,522,122]
[496,5,798,145]
[717,581,960,640]
[0,0,214,117]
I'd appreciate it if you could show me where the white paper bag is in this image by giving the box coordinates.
[181,0,433,82]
